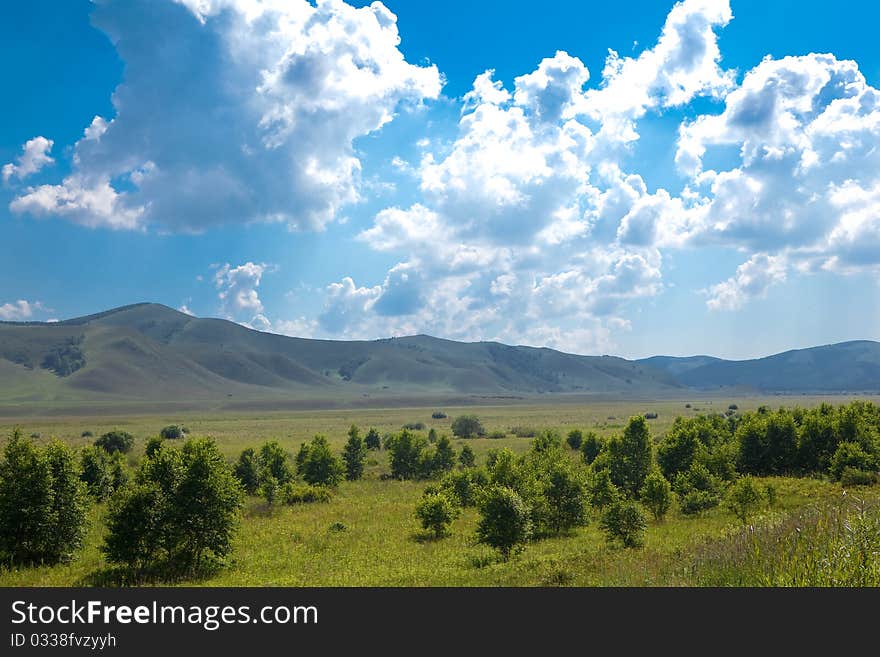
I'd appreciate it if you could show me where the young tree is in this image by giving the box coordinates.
[145,435,164,458]
[640,470,672,521]
[566,429,584,450]
[587,467,619,510]
[542,463,588,534]
[342,425,367,481]
[580,432,603,465]
[388,429,428,480]
[415,492,459,538]
[160,425,187,440]
[299,435,345,487]
[599,500,648,548]
[259,441,294,485]
[459,444,476,468]
[80,445,128,500]
[432,435,457,474]
[233,448,261,495]
[451,415,485,439]
[0,431,89,566]
[364,428,381,451]
[95,430,135,455]
[725,476,764,525]
[607,416,653,497]
[476,486,532,560]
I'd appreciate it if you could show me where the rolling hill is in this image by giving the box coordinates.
[0,303,681,404]
[1,303,879,407]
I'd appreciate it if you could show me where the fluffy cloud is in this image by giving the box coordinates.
[2,137,54,182]
[705,253,787,310]
[0,300,46,321]
[214,262,275,326]
[10,0,440,231]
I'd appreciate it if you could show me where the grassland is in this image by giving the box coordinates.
[1,394,877,587]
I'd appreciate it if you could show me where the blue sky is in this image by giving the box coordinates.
[2,0,880,359]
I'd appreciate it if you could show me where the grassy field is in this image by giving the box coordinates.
[1,394,877,587]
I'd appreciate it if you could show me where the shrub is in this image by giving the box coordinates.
[728,404,739,410]
[233,448,261,495]
[510,426,537,438]
[298,435,345,487]
[679,490,720,515]
[580,432,603,465]
[280,483,332,504]
[840,467,877,487]
[725,476,764,524]
[260,475,279,506]
[103,438,243,577]
[587,468,619,510]
[415,492,459,538]
[459,444,476,468]
[260,441,295,485]
[81,431,93,438]
[342,425,367,481]
[451,415,485,439]
[566,429,584,450]
[364,428,381,451]
[487,429,507,439]
[476,486,532,560]
[439,469,487,507]
[431,411,448,420]
[159,425,187,440]
[644,412,659,420]
[599,500,647,548]
[541,462,588,534]
[79,445,128,500]
[95,430,134,455]
[0,432,89,566]
[387,430,429,480]
[674,464,725,514]
[830,442,876,481]
[641,470,672,521]
[427,428,438,443]
[403,422,426,431]
[606,416,653,497]
[432,435,457,474]
[145,436,164,458]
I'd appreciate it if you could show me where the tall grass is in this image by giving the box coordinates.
[690,493,880,586]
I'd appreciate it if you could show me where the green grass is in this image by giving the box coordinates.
[1,397,877,586]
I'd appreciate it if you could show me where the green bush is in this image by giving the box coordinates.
[476,486,532,560]
[364,428,381,451]
[725,476,764,524]
[830,442,876,481]
[439,468,488,507]
[580,432,603,465]
[387,429,429,480]
[679,489,721,515]
[599,500,647,548]
[606,416,653,497]
[587,468,620,510]
[102,438,243,578]
[459,444,476,468]
[566,429,584,450]
[79,445,128,500]
[298,435,345,487]
[259,441,295,485]
[232,448,261,495]
[415,492,459,537]
[280,482,332,504]
[451,415,485,439]
[95,430,134,455]
[0,431,89,566]
[145,436,164,458]
[159,425,187,440]
[640,470,672,521]
[840,467,877,487]
[342,425,367,481]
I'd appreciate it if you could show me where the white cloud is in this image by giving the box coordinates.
[0,300,46,321]
[10,0,441,231]
[705,253,787,310]
[2,137,54,182]
[214,262,275,325]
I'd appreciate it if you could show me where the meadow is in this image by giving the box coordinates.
[1,394,877,587]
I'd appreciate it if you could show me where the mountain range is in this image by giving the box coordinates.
[1,303,878,408]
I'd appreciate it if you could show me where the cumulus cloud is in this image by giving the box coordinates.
[0,300,46,321]
[214,262,275,327]
[10,0,441,231]
[2,137,54,182]
[705,253,787,310]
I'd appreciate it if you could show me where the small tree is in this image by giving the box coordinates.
[388,430,428,480]
[80,445,128,500]
[600,500,647,548]
[581,432,603,465]
[607,416,653,497]
[725,476,764,525]
[543,464,588,534]
[476,486,532,560]
[432,435,456,474]
[566,429,584,450]
[640,470,672,521]
[588,468,619,510]
[427,427,438,443]
[459,444,476,468]
[95,430,134,455]
[259,441,294,485]
[342,425,367,481]
[145,436,164,458]
[364,428,381,450]
[160,425,187,440]
[451,415,485,439]
[415,492,459,538]
[233,448,261,495]
[299,435,345,487]
[44,442,90,564]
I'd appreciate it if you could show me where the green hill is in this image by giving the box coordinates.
[0,303,681,404]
